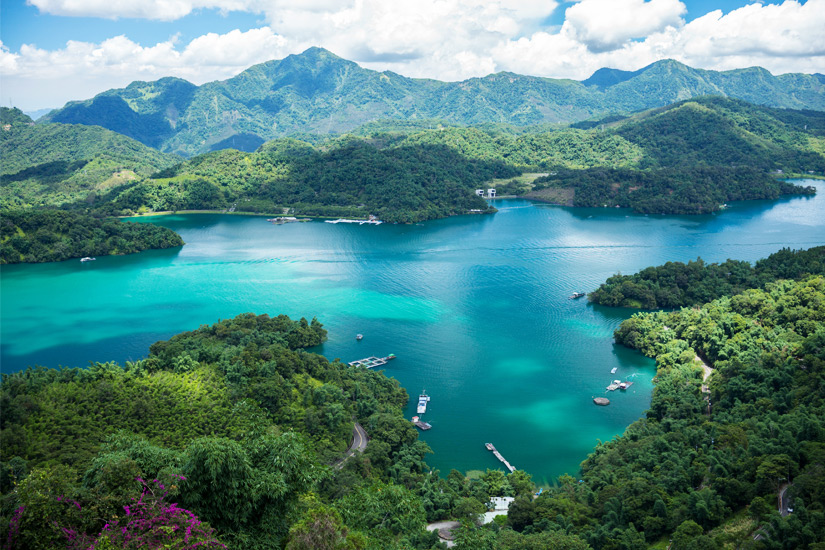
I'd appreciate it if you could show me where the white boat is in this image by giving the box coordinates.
[610,367,618,374]
[80,257,96,262]
[417,391,430,414]
[356,334,363,340]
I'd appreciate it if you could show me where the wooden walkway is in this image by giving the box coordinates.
[485,443,516,473]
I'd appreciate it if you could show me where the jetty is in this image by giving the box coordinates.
[325,218,383,225]
[348,354,396,368]
[485,443,516,473]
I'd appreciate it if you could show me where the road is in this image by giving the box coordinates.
[779,483,793,517]
[333,422,368,470]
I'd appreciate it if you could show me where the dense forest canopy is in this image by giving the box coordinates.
[0,209,184,264]
[4,96,823,223]
[589,246,825,309]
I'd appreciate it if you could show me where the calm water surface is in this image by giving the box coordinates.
[3,180,824,484]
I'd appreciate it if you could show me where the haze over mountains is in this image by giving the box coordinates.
[43,47,825,157]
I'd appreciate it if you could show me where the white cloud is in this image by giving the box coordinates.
[495,0,825,78]
[564,0,687,52]
[26,0,269,21]
[3,1,825,111]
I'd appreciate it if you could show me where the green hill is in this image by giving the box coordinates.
[0,108,181,210]
[41,48,825,157]
[8,97,824,220]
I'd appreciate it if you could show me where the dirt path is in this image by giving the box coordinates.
[695,354,713,393]
[426,521,460,548]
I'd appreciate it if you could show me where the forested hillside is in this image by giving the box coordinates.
[0,107,180,210]
[105,140,515,223]
[5,97,823,222]
[41,48,825,157]
[0,209,184,264]
[589,246,825,309]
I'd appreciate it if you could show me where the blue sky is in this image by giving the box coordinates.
[1,0,823,111]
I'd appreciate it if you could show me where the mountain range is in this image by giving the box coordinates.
[43,47,825,157]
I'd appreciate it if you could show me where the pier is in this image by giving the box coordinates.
[348,354,396,368]
[485,443,516,473]
[325,218,383,225]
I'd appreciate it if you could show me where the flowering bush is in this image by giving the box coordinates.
[85,477,224,550]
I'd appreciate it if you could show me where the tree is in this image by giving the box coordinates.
[286,506,365,550]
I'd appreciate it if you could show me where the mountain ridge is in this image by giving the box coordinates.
[41,47,825,157]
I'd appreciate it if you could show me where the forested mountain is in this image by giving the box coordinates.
[7,97,822,222]
[0,107,180,210]
[41,47,825,157]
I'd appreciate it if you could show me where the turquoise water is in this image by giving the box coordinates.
[3,180,824,484]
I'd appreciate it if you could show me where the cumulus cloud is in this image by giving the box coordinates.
[564,0,687,52]
[4,0,825,110]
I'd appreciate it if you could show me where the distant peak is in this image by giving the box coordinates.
[295,46,341,60]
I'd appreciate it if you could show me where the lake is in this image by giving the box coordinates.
[2,180,824,484]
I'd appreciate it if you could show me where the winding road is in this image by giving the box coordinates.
[334,422,368,469]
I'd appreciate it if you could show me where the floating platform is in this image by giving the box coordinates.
[594,397,610,406]
[348,354,396,368]
[412,416,432,430]
[267,217,310,224]
[484,443,516,473]
[607,380,634,391]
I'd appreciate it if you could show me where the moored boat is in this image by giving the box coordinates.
[569,291,586,299]
[80,257,96,262]
[417,391,430,414]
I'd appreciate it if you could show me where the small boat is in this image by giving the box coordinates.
[417,391,430,414]
[569,291,586,299]
[485,443,494,451]
[610,367,618,374]
[356,334,363,340]
[619,381,634,390]
[80,257,96,262]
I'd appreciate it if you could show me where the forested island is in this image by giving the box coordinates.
[589,246,825,308]
[0,209,183,264]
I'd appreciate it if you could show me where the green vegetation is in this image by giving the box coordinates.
[531,166,813,214]
[0,107,180,210]
[590,246,825,308]
[106,139,515,223]
[7,97,824,223]
[0,209,184,264]
[42,48,825,157]
[0,313,546,549]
